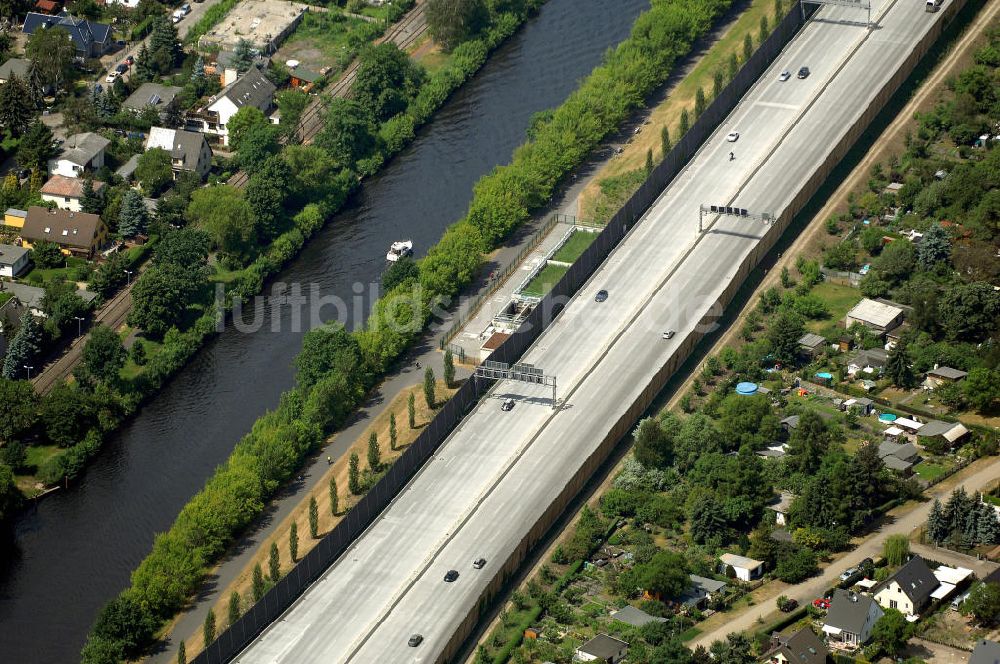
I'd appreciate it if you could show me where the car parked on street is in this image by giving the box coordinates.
[812,597,830,609]
[105,71,119,83]
[839,568,856,582]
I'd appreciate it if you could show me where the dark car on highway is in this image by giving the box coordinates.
[473,558,486,569]
[797,66,810,79]
[595,289,609,302]
[408,634,423,647]
[444,570,459,582]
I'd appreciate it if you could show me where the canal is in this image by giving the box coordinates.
[0,0,649,660]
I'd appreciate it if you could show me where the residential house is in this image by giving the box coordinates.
[21,12,112,58]
[885,322,911,350]
[575,634,628,663]
[780,415,800,433]
[34,0,61,13]
[189,67,276,146]
[610,605,668,627]
[720,553,764,582]
[21,207,107,258]
[762,627,829,664]
[872,556,939,619]
[1,282,46,317]
[145,127,214,180]
[932,565,974,603]
[878,440,919,474]
[969,639,1000,664]
[40,175,105,212]
[0,244,30,278]
[768,492,796,527]
[756,443,788,460]
[682,575,729,608]
[917,420,970,449]
[122,82,183,119]
[0,58,31,85]
[924,366,968,389]
[3,208,27,230]
[845,298,904,334]
[798,332,827,357]
[48,132,110,178]
[846,348,887,376]
[822,589,883,648]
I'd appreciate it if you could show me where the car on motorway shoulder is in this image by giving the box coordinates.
[797,66,810,79]
[662,330,675,340]
[408,634,423,647]
[778,70,791,82]
[726,131,739,142]
[595,289,609,302]
[444,570,459,582]
[473,558,486,569]
[501,398,514,412]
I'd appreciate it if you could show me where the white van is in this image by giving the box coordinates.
[925,0,942,12]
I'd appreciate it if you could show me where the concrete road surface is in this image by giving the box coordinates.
[234,1,958,662]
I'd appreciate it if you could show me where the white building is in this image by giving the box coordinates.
[145,127,214,179]
[719,553,764,582]
[823,589,883,648]
[188,67,276,146]
[48,132,110,178]
[40,175,105,212]
[0,244,30,278]
[872,556,938,619]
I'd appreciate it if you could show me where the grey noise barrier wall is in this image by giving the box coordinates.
[194,0,957,657]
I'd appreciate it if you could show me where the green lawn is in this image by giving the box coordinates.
[805,281,862,336]
[551,230,596,264]
[680,626,702,642]
[520,263,568,297]
[913,461,949,482]
[23,256,91,285]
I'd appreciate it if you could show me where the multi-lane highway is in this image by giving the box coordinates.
[235,1,955,661]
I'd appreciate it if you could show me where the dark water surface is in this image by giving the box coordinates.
[0,0,649,660]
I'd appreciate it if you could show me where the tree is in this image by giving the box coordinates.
[89,252,128,298]
[25,27,75,91]
[275,89,310,138]
[348,452,361,495]
[713,69,724,98]
[316,98,376,168]
[128,264,204,337]
[689,492,727,544]
[679,108,690,135]
[227,106,269,154]
[135,148,173,197]
[917,224,950,269]
[883,534,909,566]
[289,521,298,562]
[81,325,126,385]
[786,410,834,474]
[329,477,339,516]
[694,87,706,117]
[134,44,153,82]
[774,546,817,583]
[382,256,420,292]
[294,324,365,390]
[268,541,280,582]
[743,33,753,61]
[443,349,455,388]
[148,15,179,74]
[231,38,255,73]
[187,186,258,262]
[635,551,689,599]
[767,310,805,365]
[80,177,103,215]
[202,608,215,645]
[245,156,291,241]
[927,499,948,543]
[938,282,1000,342]
[251,563,266,601]
[885,338,915,388]
[227,591,241,627]
[87,593,158,660]
[16,120,56,172]
[408,392,416,429]
[367,431,381,472]
[389,412,398,451]
[645,148,653,172]
[118,189,149,238]
[633,417,672,469]
[154,228,211,269]
[0,75,33,137]
[426,0,489,50]
[717,394,780,452]
[869,609,910,658]
[963,582,1000,627]
[309,496,319,538]
[2,312,43,379]
[423,366,436,409]
[31,239,64,269]
[759,15,770,43]
[40,384,93,447]
[177,641,186,664]
[661,126,671,155]
[964,368,999,412]
[354,43,425,123]
[0,378,39,444]
[0,463,22,525]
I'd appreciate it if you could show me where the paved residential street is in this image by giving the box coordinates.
[691,457,1000,649]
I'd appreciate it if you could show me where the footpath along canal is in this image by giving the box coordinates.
[0,0,650,661]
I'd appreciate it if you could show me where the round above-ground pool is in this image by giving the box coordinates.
[736,382,758,395]
[879,413,898,422]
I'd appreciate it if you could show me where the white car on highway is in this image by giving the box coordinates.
[726,131,740,142]
[778,70,791,82]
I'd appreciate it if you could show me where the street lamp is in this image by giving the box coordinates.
[24,365,34,380]
[125,269,134,286]
[73,315,85,337]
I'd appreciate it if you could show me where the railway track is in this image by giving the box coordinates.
[227,3,428,188]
